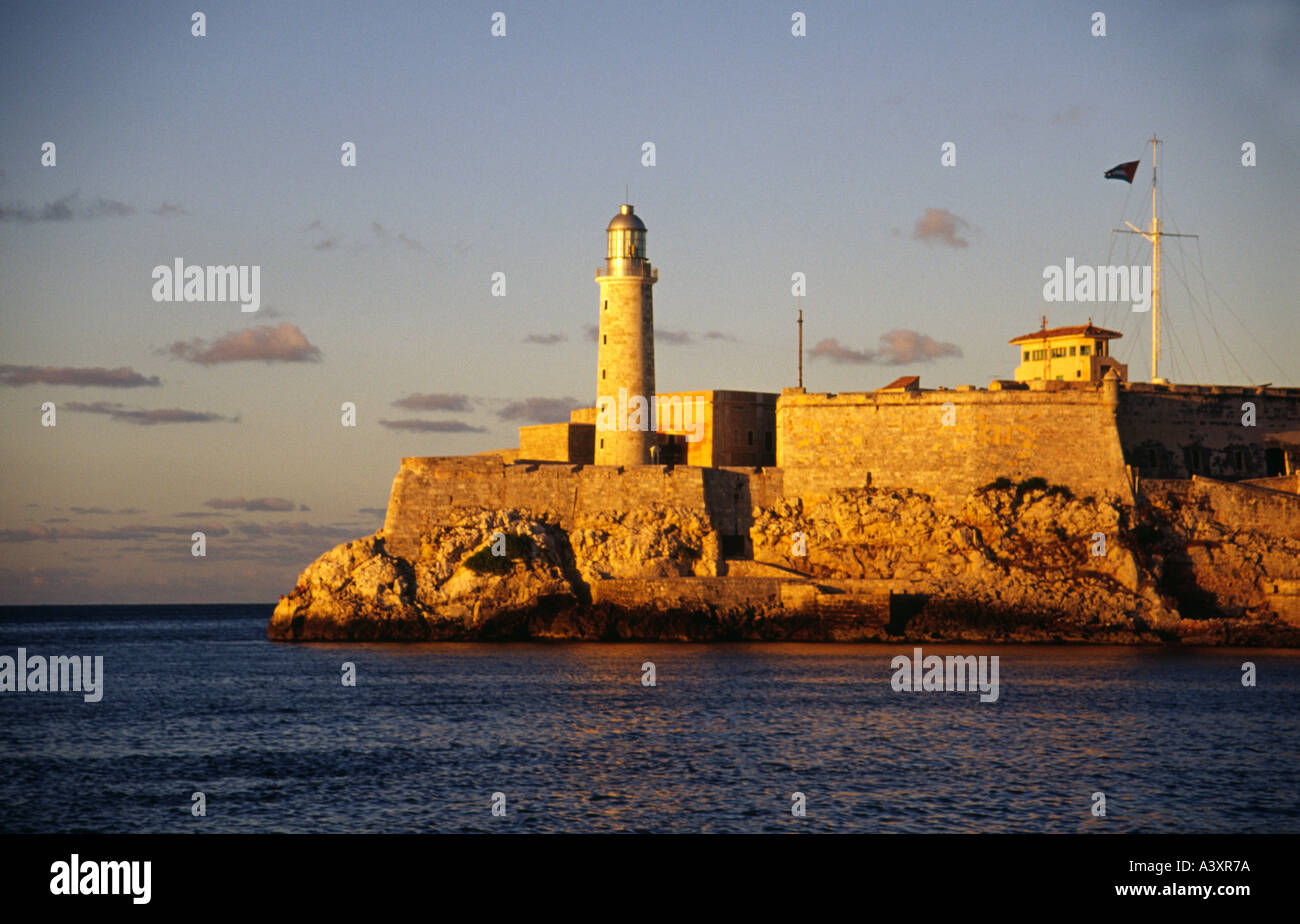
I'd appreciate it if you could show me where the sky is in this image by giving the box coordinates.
[1,0,1297,604]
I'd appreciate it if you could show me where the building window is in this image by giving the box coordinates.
[1080,345,1091,356]
[599,439,604,449]
[1069,346,1077,356]
[602,369,606,380]
[1023,351,1030,361]
[602,334,606,344]
[603,300,607,311]
[1096,340,1105,356]
[747,430,753,446]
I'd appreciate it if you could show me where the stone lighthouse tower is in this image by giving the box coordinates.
[594,203,657,466]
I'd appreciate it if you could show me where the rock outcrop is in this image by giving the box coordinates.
[269,479,1300,644]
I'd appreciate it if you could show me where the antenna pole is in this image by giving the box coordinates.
[1041,314,1050,381]
[797,296,804,388]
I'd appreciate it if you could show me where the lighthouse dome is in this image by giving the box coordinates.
[607,203,646,232]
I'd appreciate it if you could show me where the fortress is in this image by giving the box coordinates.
[384,204,1300,558]
[273,204,1300,644]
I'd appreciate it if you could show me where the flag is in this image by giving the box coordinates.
[1105,160,1139,183]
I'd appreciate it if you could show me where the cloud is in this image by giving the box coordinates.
[809,330,962,365]
[162,323,322,365]
[656,329,693,344]
[912,208,971,248]
[0,565,96,600]
[1051,104,1095,126]
[151,202,188,216]
[496,397,581,424]
[874,329,962,363]
[523,333,566,345]
[391,393,472,412]
[305,221,341,250]
[245,305,284,319]
[0,192,179,223]
[808,338,875,363]
[704,331,736,341]
[0,364,161,388]
[204,497,296,512]
[359,507,388,517]
[584,324,599,342]
[65,401,236,425]
[372,222,426,252]
[377,419,488,433]
[0,523,231,542]
[230,520,369,541]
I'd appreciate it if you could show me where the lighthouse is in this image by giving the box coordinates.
[594,203,657,466]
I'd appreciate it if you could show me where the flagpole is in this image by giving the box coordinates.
[1111,135,1196,383]
[1151,134,1160,382]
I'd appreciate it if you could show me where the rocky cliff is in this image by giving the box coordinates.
[268,478,1300,644]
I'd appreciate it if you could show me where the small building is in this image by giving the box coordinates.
[518,422,595,463]
[1010,322,1127,384]
[650,390,777,467]
[520,391,777,467]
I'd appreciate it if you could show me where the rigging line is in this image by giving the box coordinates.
[1168,247,1251,384]
[1192,237,1290,382]
[1166,235,1212,378]
[1161,303,1195,384]
[1167,241,1254,384]
[1116,233,1143,367]
[1103,177,1137,332]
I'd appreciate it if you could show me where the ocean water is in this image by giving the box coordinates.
[0,604,1296,833]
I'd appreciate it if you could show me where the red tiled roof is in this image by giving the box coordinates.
[877,375,921,391]
[1009,323,1123,345]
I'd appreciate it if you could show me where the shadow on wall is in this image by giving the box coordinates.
[703,468,753,557]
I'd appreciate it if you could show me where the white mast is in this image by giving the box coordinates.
[1114,135,1196,383]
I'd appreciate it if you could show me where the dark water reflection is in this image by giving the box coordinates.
[1,605,1296,833]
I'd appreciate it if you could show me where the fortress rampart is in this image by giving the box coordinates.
[776,386,1134,508]
[382,456,784,560]
[1115,384,1300,479]
[383,383,1300,558]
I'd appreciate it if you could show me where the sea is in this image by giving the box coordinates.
[1,604,1297,834]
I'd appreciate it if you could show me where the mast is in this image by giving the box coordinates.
[1150,135,1160,381]
[796,295,804,388]
[1113,134,1196,383]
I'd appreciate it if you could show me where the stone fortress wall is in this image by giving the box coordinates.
[384,379,1300,560]
[382,455,784,560]
[777,385,1133,510]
